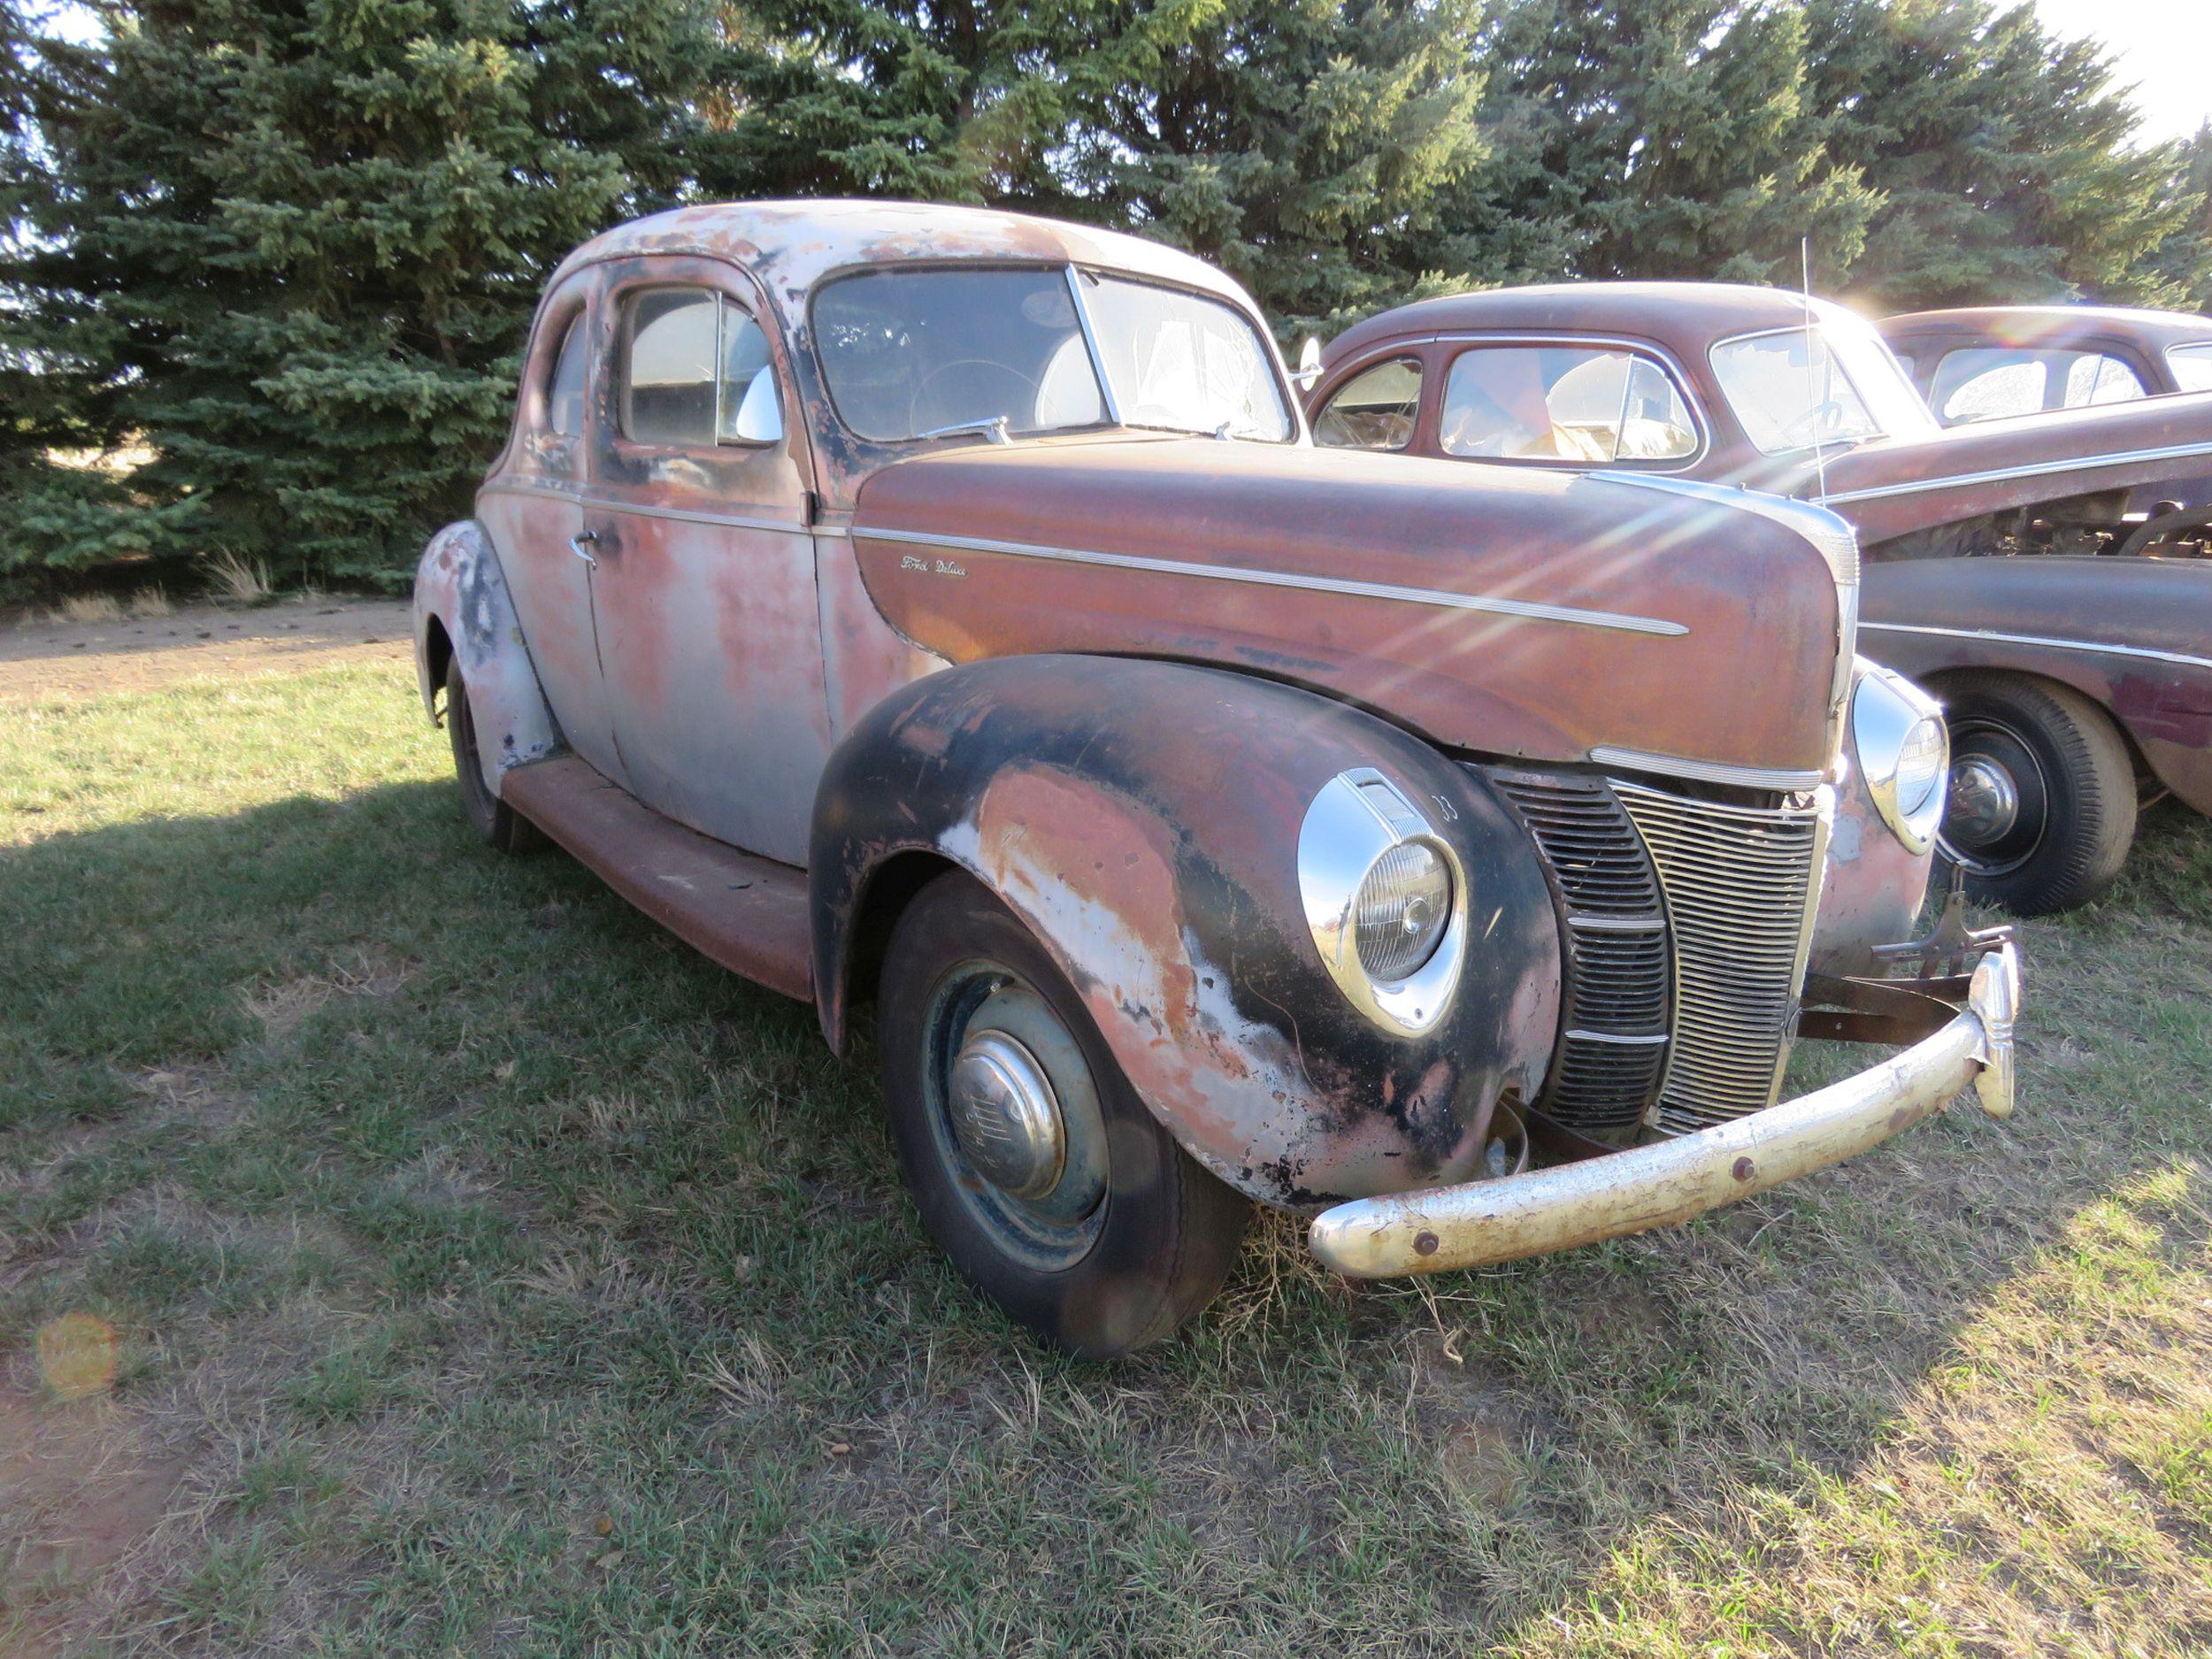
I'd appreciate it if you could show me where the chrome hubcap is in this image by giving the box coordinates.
[947,1029,1064,1200]
[922,966,1110,1271]
[1947,757,2020,845]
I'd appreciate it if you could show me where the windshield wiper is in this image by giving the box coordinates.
[913,415,1011,445]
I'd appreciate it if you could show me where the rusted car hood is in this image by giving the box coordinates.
[1787,393,2212,544]
[849,436,1849,777]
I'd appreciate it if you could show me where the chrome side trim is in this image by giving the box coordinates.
[1586,745,1825,791]
[855,526,1692,637]
[1862,620,2212,673]
[1816,438,2212,506]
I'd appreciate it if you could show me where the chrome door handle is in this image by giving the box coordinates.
[568,531,599,568]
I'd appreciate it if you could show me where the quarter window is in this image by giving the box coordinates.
[547,314,588,438]
[1439,345,1697,464]
[1931,347,2148,424]
[619,288,782,448]
[1314,358,1423,450]
[2167,342,2212,394]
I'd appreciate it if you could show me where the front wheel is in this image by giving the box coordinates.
[877,872,1248,1356]
[1937,672,2135,917]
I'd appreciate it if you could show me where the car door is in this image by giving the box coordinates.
[479,280,628,785]
[580,256,833,866]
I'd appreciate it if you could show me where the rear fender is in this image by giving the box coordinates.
[412,520,563,796]
[810,654,1563,1210]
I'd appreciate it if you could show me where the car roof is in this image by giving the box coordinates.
[1878,303,2212,350]
[549,199,1252,313]
[1322,281,1859,370]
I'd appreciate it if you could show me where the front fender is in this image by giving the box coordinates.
[810,654,1563,1210]
[412,520,563,797]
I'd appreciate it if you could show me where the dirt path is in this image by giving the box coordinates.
[0,598,413,703]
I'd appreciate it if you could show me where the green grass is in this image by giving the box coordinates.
[3,661,2210,1655]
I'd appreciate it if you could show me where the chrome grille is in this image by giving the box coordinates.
[1611,780,1826,1134]
[1493,774,1671,1138]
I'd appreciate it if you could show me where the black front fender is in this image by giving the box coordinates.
[810,655,1562,1210]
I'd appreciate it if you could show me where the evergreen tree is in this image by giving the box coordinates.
[3,0,718,588]
[1804,0,2193,309]
[2144,125,2212,312]
[703,0,1502,337]
[1474,0,1879,286]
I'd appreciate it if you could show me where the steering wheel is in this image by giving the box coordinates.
[910,359,1038,434]
[1777,399,1846,449]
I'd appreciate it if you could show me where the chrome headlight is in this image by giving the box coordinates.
[1851,662,1948,855]
[1297,768,1467,1034]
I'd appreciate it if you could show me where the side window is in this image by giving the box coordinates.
[1315,358,1423,450]
[547,314,588,438]
[1440,345,1696,464]
[620,288,783,448]
[1933,347,2147,424]
[2170,342,2212,394]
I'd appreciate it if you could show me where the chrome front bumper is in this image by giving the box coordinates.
[1308,942,2021,1279]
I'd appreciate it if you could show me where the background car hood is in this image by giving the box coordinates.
[1789,392,2212,545]
[848,436,1850,779]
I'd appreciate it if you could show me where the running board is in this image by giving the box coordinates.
[499,757,812,1002]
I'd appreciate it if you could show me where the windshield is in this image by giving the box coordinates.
[1711,312,1937,455]
[2169,342,2212,395]
[811,265,1291,444]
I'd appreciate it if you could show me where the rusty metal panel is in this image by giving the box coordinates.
[810,653,1564,1210]
[502,756,812,1002]
[845,438,1847,779]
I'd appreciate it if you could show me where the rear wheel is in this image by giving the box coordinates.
[877,872,1248,1356]
[445,657,546,855]
[1937,672,2134,917]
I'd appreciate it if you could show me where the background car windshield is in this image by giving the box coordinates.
[1712,319,1932,453]
[1077,273,1293,440]
[813,267,1108,441]
[2167,342,2212,394]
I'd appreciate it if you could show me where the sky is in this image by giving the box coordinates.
[2031,0,2212,146]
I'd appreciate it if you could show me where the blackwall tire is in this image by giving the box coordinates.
[1937,672,2135,917]
[877,872,1248,1357]
[445,657,546,856]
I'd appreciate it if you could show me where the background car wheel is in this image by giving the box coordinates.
[444,658,546,855]
[877,872,1248,1357]
[1936,672,2135,917]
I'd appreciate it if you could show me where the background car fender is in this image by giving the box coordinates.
[411,520,563,796]
[810,653,1563,1210]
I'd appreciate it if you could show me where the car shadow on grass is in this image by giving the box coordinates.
[3,781,2209,1655]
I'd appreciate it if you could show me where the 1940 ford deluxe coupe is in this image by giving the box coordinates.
[415,203,2019,1356]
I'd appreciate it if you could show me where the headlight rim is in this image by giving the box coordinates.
[1852,663,1949,856]
[1297,769,1470,1036]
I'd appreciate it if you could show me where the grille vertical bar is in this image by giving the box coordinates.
[1492,774,1671,1139]
[1610,780,1827,1134]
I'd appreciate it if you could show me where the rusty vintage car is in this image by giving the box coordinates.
[1310,282,2212,915]
[1879,303,2212,527]
[415,204,2018,1356]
